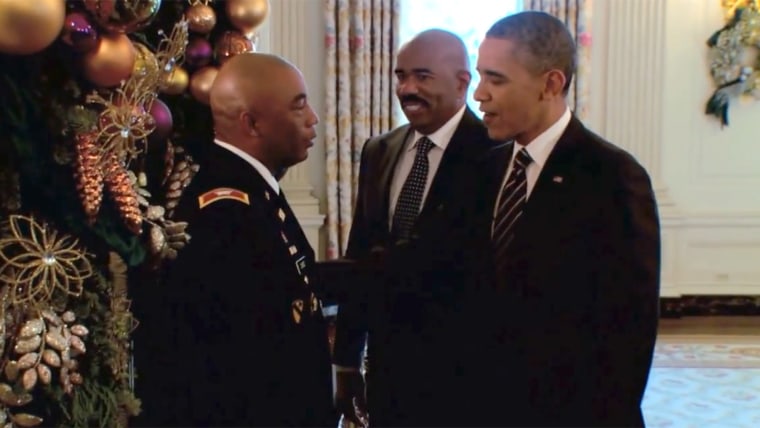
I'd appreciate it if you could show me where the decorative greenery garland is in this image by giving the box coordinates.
[0,1,270,426]
[705,2,760,127]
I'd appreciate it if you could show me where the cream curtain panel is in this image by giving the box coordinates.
[524,0,593,120]
[324,0,400,259]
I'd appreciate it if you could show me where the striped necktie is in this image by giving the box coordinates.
[492,148,533,274]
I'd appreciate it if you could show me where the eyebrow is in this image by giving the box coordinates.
[394,67,433,74]
[477,68,507,79]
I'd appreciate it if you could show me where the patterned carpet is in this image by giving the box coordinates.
[643,335,760,428]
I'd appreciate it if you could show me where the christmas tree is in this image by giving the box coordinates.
[0,1,268,426]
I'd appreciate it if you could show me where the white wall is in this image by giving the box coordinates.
[262,0,760,294]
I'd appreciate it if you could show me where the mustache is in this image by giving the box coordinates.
[399,95,429,105]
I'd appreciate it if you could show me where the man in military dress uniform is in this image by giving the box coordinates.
[133,53,336,427]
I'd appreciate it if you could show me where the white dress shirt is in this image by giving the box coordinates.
[492,107,572,231]
[214,139,280,194]
[388,105,467,227]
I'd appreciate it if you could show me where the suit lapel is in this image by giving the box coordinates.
[418,109,486,220]
[513,116,584,246]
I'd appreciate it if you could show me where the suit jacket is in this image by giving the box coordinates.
[133,143,335,427]
[469,116,661,427]
[334,109,495,426]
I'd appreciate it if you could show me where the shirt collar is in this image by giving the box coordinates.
[214,138,280,194]
[408,104,468,152]
[513,107,572,168]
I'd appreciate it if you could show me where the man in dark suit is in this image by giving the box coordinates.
[472,11,661,427]
[333,29,495,427]
[133,53,335,427]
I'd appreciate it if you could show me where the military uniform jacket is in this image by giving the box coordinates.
[134,143,335,427]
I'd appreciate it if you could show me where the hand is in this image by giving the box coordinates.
[335,370,368,427]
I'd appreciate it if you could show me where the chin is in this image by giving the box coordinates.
[487,129,509,141]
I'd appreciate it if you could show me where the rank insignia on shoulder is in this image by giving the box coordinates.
[198,187,250,208]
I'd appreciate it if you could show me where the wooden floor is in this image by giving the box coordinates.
[658,316,760,335]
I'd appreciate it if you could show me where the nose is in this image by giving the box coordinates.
[307,104,319,126]
[396,78,418,95]
[473,80,489,102]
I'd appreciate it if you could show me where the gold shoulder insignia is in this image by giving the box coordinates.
[198,187,250,208]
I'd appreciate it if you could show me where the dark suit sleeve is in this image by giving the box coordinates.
[591,155,660,424]
[333,139,373,367]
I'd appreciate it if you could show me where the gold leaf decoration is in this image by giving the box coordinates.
[0,216,93,308]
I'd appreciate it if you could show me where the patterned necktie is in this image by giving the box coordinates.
[492,148,533,274]
[391,136,435,241]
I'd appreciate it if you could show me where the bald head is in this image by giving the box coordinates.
[208,52,318,175]
[400,29,470,76]
[210,53,297,140]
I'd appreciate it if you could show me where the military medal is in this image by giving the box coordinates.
[295,256,306,276]
[291,299,304,324]
[310,293,320,313]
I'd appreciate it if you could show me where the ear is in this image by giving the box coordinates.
[542,69,566,99]
[240,111,261,137]
[456,69,472,93]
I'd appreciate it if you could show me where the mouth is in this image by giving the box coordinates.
[401,100,429,114]
[481,112,496,123]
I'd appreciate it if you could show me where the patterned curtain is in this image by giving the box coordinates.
[324,0,400,259]
[524,0,592,120]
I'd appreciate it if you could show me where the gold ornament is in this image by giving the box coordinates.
[73,131,104,223]
[189,66,218,104]
[82,33,137,88]
[214,31,254,65]
[161,66,189,95]
[185,2,216,34]
[0,0,65,55]
[83,0,162,33]
[132,42,160,79]
[226,0,269,36]
[0,215,93,308]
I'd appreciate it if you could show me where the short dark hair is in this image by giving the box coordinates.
[486,11,576,95]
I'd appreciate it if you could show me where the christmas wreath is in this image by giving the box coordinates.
[705,1,760,127]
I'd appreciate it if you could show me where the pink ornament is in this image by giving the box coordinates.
[148,99,173,143]
[185,37,213,69]
[61,12,99,53]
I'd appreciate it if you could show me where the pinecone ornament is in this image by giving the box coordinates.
[164,145,199,218]
[72,132,104,224]
[103,154,143,235]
